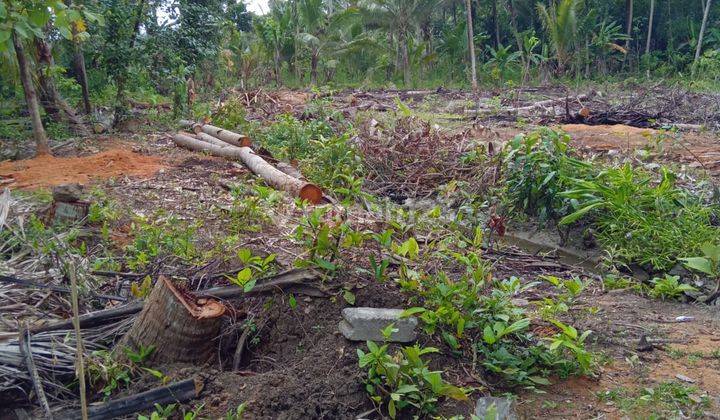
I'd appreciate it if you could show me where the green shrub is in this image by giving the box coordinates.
[560,165,720,271]
[504,128,594,225]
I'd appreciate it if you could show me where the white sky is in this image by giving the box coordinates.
[246,0,269,15]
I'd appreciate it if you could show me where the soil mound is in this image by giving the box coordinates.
[0,149,165,189]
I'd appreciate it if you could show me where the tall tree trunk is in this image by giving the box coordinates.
[693,0,712,73]
[66,0,91,114]
[294,0,301,81]
[114,0,146,127]
[508,0,525,74]
[624,0,634,50]
[465,0,478,93]
[645,0,655,55]
[13,33,50,156]
[492,0,500,48]
[35,38,89,136]
[73,42,91,114]
[310,52,319,85]
[274,46,282,86]
[399,29,410,86]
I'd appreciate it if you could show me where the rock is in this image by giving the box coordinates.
[52,183,83,203]
[676,374,695,383]
[338,307,417,343]
[474,396,517,420]
[53,201,89,224]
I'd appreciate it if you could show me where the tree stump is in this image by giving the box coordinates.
[118,276,225,364]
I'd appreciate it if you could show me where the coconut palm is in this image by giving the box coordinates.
[536,0,584,74]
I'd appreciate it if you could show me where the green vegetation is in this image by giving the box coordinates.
[503,128,720,279]
[3,0,720,156]
[358,326,467,419]
[598,381,711,418]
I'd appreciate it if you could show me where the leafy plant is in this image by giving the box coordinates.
[504,128,594,226]
[357,341,467,418]
[138,403,177,420]
[124,344,156,364]
[130,275,153,299]
[86,350,132,398]
[649,274,697,300]
[560,165,720,271]
[224,403,248,420]
[125,216,200,270]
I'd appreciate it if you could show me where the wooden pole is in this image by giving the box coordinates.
[68,266,88,420]
[173,133,323,203]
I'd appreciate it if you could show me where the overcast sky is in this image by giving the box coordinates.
[246,0,269,15]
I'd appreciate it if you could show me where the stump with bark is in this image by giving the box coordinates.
[118,276,225,364]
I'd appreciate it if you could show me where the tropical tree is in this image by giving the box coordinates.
[0,0,89,155]
[536,0,583,74]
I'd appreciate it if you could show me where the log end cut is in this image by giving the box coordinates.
[119,276,226,364]
[299,184,324,204]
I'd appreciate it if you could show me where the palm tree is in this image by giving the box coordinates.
[536,0,583,74]
[299,6,364,84]
[361,0,433,86]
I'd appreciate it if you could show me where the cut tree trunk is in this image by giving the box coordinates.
[180,120,252,148]
[118,276,225,364]
[173,133,323,203]
[12,32,50,156]
[194,131,233,148]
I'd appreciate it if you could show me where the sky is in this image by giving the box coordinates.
[246,0,270,15]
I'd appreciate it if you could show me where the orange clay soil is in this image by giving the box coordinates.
[0,149,165,189]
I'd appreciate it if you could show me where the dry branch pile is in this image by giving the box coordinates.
[359,117,499,200]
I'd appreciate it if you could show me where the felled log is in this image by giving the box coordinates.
[119,276,225,364]
[66,378,202,420]
[173,133,323,203]
[179,120,251,148]
[191,131,232,148]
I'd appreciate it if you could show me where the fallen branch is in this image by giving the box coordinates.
[18,325,52,419]
[65,378,203,420]
[0,274,126,302]
[173,133,323,203]
[32,269,319,334]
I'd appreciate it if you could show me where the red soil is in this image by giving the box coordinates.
[0,149,165,189]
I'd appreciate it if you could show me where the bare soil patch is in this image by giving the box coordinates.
[0,148,165,189]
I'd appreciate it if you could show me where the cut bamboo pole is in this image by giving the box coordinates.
[173,132,323,203]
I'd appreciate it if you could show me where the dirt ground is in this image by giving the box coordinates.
[0,148,165,189]
[560,123,720,176]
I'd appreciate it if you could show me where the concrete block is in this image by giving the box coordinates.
[339,307,417,343]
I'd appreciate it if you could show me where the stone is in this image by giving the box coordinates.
[338,307,417,343]
[474,397,517,420]
[52,183,83,203]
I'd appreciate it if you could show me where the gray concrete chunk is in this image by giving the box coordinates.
[339,307,417,343]
[474,397,517,420]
